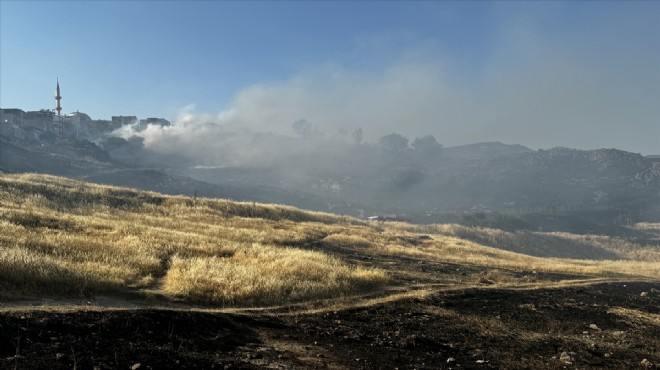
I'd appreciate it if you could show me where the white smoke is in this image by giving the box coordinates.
[120,7,659,159]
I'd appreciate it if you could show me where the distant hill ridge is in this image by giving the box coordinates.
[2,135,658,230]
[443,141,534,160]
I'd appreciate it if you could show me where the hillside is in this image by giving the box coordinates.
[0,138,332,211]
[0,173,659,368]
[174,141,660,229]
[3,136,659,233]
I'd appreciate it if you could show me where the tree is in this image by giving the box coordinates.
[378,132,408,151]
[412,135,442,155]
[351,127,363,144]
[292,119,313,138]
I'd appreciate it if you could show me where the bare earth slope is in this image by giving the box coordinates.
[0,173,658,369]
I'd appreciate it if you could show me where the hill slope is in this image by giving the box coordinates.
[1,173,658,305]
[0,173,659,369]
[3,137,659,232]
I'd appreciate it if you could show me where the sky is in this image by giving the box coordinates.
[1,1,659,154]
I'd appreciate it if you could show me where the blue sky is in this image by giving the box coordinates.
[1,1,659,154]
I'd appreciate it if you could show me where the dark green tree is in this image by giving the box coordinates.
[412,135,442,155]
[378,132,409,151]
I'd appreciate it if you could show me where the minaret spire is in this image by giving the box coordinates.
[55,78,62,116]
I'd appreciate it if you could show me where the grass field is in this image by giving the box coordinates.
[0,173,658,307]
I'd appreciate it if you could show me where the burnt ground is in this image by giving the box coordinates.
[0,281,658,370]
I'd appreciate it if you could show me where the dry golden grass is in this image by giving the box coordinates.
[381,222,660,278]
[390,223,660,261]
[634,222,660,232]
[163,246,385,305]
[0,173,383,305]
[0,173,658,308]
[608,307,660,326]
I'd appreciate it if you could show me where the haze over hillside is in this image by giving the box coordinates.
[2,114,658,234]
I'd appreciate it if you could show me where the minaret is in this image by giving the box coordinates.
[55,79,62,116]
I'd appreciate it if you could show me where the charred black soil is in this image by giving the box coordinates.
[1,281,658,369]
